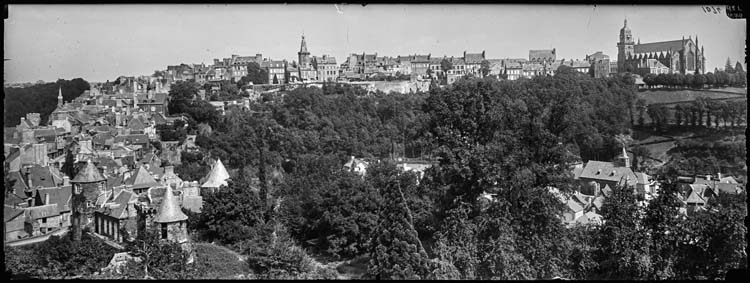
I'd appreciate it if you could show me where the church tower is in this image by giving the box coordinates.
[617,19,635,73]
[298,35,311,69]
[57,87,64,107]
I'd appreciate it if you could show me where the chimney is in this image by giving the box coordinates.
[102,166,109,178]
[63,176,70,186]
[45,193,50,205]
[705,174,712,181]
[718,172,722,181]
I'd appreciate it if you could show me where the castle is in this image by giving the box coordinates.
[617,19,705,76]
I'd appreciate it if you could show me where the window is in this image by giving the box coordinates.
[161,223,168,239]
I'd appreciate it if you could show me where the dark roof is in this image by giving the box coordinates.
[36,186,72,213]
[127,117,146,131]
[7,171,29,197]
[114,134,149,145]
[151,112,168,125]
[25,204,59,221]
[71,160,106,183]
[93,132,115,146]
[102,190,136,219]
[578,161,638,187]
[634,39,686,54]
[126,166,161,189]
[24,165,59,189]
[135,93,168,105]
[464,52,485,64]
[4,206,25,222]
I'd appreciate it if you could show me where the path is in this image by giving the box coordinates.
[5,228,69,247]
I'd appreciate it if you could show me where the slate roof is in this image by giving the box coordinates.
[153,185,188,223]
[4,206,25,222]
[71,160,106,183]
[634,40,686,54]
[464,52,485,64]
[7,171,29,197]
[25,204,59,221]
[25,165,59,189]
[135,93,168,105]
[201,158,230,188]
[601,184,613,197]
[685,190,706,205]
[36,186,72,213]
[114,134,149,145]
[566,198,584,212]
[125,166,161,190]
[102,190,137,219]
[578,161,638,187]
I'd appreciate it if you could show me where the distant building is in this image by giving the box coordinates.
[314,55,339,82]
[617,19,705,75]
[529,49,556,63]
[297,36,318,82]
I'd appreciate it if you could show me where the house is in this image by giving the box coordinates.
[24,204,60,237]
[35,186,73,230]
[343,156,369,176]
[574,211,603,226]
[563,198,585,224]
[314,55,339,82]
[463,51,486,76]
[125,165,163,195]
[576,148,642,192]
[5,206,27,241]
[94,190,139,242]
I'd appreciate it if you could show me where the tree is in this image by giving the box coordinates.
[595,184,652,279]
[480,60,492,78]
[272,74,279,85]
[168,81,200,115]
[238,62,269,86]
[635,98,647,126]
[724,57,735,73]
[704,72,716,87]
[642,182,685,279]
[122,229,194,279]
[643,73,657,89]
[367,162,432,280]
[200,176,269,246]
[692,73,707,89]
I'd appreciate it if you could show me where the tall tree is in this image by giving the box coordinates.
[480,60,492,78]
[595,184,652,280]
[367,162,432,280]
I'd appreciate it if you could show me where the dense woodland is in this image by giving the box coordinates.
[4,68,746,279]
[3,78,91,127]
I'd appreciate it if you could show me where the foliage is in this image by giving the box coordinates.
[595,185,652,279]
[4,233,117,279]
[366,162,432,280]
[199,176,269,247]
[119,229,194,279]
[3,78,90,126]
[238,62,269,86]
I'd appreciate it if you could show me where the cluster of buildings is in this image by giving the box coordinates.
[144,19,706,92]
[3,86,234,249]
[561,146,743,227]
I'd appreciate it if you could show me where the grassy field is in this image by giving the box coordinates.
[192,242,252,279]
[638,88,746,105]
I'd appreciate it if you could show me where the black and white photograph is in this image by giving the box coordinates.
[3,3,747,280]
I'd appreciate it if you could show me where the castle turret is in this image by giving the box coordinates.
[70,159,107,241]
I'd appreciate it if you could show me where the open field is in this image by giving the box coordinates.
[192,242,252,279]
[638,88,746,105]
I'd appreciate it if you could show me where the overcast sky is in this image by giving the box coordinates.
[4,4,746,83]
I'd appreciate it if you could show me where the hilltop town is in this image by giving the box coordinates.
[4,17,747,280]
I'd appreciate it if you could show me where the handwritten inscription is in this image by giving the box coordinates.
[702,6,722,14]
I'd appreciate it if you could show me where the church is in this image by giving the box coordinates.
[617,19,705,76]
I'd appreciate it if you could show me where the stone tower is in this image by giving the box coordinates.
[58,87,64,107]
[617,19,635,73]
[298,35,311,69]
[153,185,194,263]
[70,159,107,241]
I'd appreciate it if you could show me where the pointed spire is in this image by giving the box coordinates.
[58,87,63,107]
[299,35,308,54]
[153,185,188,223]
[637,38,641,45]
[624,18,627,27]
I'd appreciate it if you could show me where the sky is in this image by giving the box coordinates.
[4,4,746,83]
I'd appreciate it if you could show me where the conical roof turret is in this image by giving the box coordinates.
[71,159,106,183]
[153,185,188,223]
[201,158,230,188]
